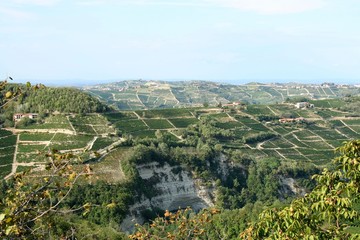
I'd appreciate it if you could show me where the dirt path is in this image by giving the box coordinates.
[170,88,180,106]
[168,130,182,140]
[136,91,147,108]
[19,141,50,145]
[226,113,237,122]
[340,120,358,134]
[5,134,19,180]
[274,89,285,100]
[66,116,77,135]
[4,128,75,135]
[96,138,126,161]
[267,106,278,115]
[256,142,264,150]
[131,111,150,128]
[291,132,312,148]
[133,111,141,119]
[167,119,177,128]
[304,88,311,95]
[90,125,98,135]
[334,128,349,138]
[275,149,287,160]
[307,130,334,149]
[87,136,98,151]
[294,148,312,161]
[328,87,336,96]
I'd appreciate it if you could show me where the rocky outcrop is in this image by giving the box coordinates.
[280,176,306,196]
[120,162,215,232]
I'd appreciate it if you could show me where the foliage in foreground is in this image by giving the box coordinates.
[241,140,360,239]
[130,140,360,239]
[0,150,90,239]
[129,208,221,240]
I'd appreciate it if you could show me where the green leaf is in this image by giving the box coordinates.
[0,213,5,222]
[5,225,14,235]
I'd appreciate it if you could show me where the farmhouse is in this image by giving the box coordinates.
[279,117,305,123]
[295,102,314,109]
[222,102,242,107]
[13,113,38,122]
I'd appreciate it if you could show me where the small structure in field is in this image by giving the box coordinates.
[222,102,241,107]
[13,113,38,122]
[279,117,305,123]
[295,102,314,109]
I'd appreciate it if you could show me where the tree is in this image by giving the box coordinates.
[0,150,91,239]
[128,140,360,239]
[240,140,360,239]
[0,77,22,109]
[129,208,221,240]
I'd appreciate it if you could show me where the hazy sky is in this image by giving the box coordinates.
[1,0,360,84]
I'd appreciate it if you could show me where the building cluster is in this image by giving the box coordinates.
[13,113,38,122]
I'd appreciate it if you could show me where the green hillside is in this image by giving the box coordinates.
[1,81,359,239]
[83,80,360,110]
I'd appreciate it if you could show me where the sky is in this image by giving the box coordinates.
[1,0,360,85]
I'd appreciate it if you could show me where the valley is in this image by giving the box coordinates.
[0,80,359,238]
[2,98,360,180]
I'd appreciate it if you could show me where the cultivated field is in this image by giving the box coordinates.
[106,101,360,168]
[1,97,360,180]
[83,80,360,110]
[0,113,119,179]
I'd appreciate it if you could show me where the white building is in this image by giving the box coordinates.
[295,102,314,109]
[13,113,38,122]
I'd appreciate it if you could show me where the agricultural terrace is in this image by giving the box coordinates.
[2,97,360,180]
[84,80,360,109]
[0,130,16,178]
[0,113,121,179]
[107,102,360,168]
[107,108,201,138]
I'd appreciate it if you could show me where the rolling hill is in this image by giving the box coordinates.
[82,80,360,110]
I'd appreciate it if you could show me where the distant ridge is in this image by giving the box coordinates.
[82,80,360,110]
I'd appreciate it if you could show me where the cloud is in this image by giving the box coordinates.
[77,0,205,7]
[11,0,60,6]
[0,0,59,20]
[0,6,35,19]
[207,0,326,14]
[77,0,325,14]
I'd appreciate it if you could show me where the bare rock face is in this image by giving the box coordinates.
[280,176,306,196]
[120,162,215,232]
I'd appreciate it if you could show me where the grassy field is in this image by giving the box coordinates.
[131,130,157,139]
[135,108,193,118]
[244,105,275,116]
[0,113,123,179]
[143,119,173,129]
[115,120,148,133]
[17,115,72,130]
[88,147,131,182]
[91,137,116,151]
[104,112,138,122]
[168,118,199,128]
[0,129,12,137]
[0,130,16,178]
[19,133,54,141]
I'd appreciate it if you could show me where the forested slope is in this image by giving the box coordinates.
[0,83,109,127]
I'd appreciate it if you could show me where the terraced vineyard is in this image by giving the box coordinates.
[83,80,360,110]
[1,97,360,180]
[102,100,360,167]
[0,114,120,179]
